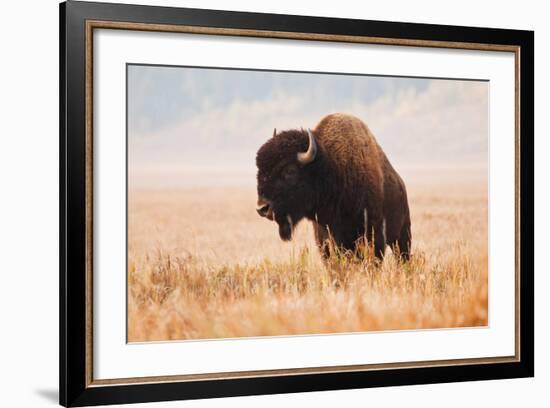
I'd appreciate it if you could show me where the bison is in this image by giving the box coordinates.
[255,113,411,261]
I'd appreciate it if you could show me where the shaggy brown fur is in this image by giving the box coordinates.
[256,113,411,260]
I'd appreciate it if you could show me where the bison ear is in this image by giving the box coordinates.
[272,128,277,138]
[297,129,317,165]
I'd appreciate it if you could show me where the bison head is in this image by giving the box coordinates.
[255,128,319,241]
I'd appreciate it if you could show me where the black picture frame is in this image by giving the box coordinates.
[60,1,534,406]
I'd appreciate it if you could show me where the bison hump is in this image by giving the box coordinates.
[314,113,382,177]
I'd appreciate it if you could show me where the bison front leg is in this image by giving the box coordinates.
[312,221,332,259]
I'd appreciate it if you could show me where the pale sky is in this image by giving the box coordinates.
[127,64,488,188]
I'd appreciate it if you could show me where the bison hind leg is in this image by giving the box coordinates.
[373,218,387,260]
[395,221,412,261]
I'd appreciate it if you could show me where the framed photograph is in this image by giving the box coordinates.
[60,1,534,406]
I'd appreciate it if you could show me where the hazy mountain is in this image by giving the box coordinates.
[127,65,488,188]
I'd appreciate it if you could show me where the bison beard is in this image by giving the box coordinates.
[277,215,293,241]
[255,113,412,261]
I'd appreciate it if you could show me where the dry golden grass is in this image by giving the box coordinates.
[127,179,488,342]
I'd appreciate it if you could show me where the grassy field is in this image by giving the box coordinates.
[127,176,488,342]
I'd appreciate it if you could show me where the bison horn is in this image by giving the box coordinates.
[273,128,277,138]
[297,129,317,164]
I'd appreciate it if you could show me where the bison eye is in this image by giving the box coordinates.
[282,165,298,183]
